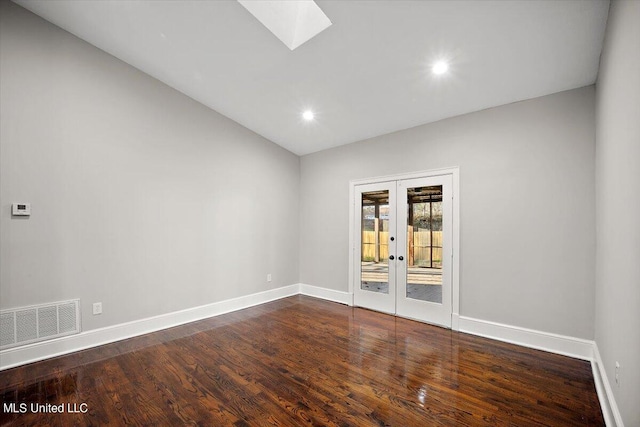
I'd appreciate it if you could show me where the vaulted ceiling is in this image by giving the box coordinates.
[14,0,610,155]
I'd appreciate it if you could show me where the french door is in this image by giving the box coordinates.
[353,173,454,328]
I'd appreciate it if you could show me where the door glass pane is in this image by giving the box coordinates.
[361,191,389,294]
[406,186,443,303]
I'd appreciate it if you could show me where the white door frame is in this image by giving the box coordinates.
[348,167,460,330]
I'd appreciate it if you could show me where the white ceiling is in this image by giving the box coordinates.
[14,0,610,156]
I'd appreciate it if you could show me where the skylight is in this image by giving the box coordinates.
[238,0,332,50]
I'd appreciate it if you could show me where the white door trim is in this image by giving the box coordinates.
[348,167,460,330]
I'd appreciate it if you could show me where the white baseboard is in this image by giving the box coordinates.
[592,343,624,427]
[459,316,623,425]
[298,283,352,305]
[0,284,625,427]
[458,315,594,360]
[451,312,460,331]
[0,284,299,371]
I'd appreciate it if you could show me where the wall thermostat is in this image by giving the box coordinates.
[12,203,31,216]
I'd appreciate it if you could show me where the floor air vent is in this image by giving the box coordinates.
[0,299,80,350]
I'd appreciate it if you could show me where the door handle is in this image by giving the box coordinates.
[398,256,404,261]
[389,255,395,260]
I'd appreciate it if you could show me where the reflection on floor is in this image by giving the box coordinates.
[0,296,604,426]
[360,282,442,302]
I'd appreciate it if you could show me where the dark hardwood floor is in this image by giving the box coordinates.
[1,295,603,426]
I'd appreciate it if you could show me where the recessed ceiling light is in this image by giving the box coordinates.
[303,110,315,121]
[432,61,449,75]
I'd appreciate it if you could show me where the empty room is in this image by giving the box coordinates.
[1,0,638,426]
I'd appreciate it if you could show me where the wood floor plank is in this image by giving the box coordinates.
[0,295,603,426]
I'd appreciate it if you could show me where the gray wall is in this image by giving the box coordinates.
[595,1,640,425]
[0,1,300,331]
[4,0,637,420]
[300,87,596,339]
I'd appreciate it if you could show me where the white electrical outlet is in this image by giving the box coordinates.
[615,361,620,386]
[267,274,272,282]
[93,302,103,315]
